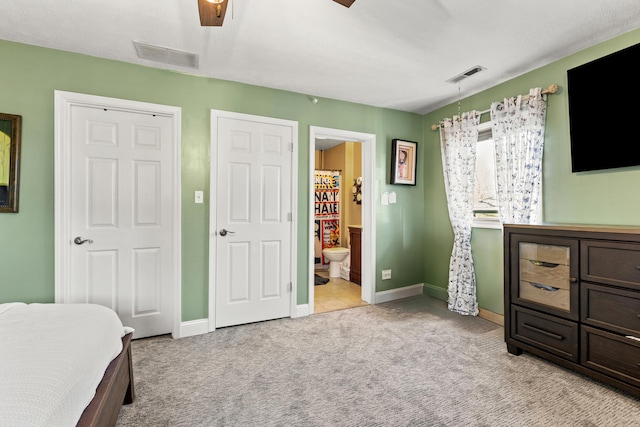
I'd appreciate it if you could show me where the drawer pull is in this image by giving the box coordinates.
[530,282,559,292]
[522,323,564,340]
[625,335,640,342]
[531,260,559,268]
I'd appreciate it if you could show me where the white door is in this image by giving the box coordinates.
[211,112,296,328]
[63,102,176,339]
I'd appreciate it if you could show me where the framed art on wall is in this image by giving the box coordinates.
[390,139,417,185]
[0,113,22,213]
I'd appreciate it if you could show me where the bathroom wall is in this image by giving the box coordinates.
[316,142,362,248]
[347,143,363,229]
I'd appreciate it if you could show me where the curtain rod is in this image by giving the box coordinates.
[430,84,559,131]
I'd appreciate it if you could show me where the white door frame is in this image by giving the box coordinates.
[53,90,182,338]
[309,126,376,312]
[208,110,298,331]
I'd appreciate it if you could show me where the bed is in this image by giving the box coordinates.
[0,303,135,427]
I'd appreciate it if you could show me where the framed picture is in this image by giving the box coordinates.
[0,113,22,213]
[390,139,417,185]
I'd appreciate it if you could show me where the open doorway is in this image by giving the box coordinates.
[308,127,376,314]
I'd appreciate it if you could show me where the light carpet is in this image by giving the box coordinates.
[117,295,640,426]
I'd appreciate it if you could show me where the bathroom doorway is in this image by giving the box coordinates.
[308,127,376,314]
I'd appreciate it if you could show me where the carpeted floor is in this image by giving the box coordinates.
[117,295,640,426]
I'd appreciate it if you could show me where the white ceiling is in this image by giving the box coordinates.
[2,0,640,115]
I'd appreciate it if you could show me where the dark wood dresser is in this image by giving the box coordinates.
[504,223,640,398]
[349,226,362,285]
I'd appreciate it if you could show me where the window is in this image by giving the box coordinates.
[473,122,500,229]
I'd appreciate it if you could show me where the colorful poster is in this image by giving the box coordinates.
[314,171,340,265]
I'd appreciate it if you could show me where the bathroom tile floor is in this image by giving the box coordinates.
[314,270,368,314]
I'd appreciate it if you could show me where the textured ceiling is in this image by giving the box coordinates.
[2,0,640,114]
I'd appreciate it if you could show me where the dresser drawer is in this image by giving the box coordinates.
[581,282,640,336]
[514,239,578,318]
[519,279,571,312]
[582,240,640,289]
[511,305,578,362]
[520,259,570,290]
[581,325,640,388]
[520,242,570,266]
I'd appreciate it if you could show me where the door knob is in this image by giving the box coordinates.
[219,229,235,237]
[73,236,93,245]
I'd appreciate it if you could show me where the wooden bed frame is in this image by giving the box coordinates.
[77,333,135,427]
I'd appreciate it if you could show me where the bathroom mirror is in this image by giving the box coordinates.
[0,113,22,213]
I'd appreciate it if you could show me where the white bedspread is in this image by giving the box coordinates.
[0,303,132,427]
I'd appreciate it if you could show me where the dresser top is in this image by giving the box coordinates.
[504,223,640,239]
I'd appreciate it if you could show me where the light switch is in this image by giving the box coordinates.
[389,192,397,204]
[194,191,204,204]
[381,192,389,205]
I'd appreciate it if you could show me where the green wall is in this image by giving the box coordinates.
[0,40,425,321]
[422,28,640,315]
[3,27,638,321]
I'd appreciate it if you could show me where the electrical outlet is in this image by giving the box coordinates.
[382,269,392,280]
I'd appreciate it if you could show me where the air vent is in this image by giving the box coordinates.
[133,41,199,69]
[446,65,486,84]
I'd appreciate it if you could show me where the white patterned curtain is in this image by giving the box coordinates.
[439,111,480,316]
[490,87,547,224]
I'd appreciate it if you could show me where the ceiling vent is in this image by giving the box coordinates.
[446,65,486,84]
[133,41,199,69]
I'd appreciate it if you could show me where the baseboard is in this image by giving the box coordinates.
[294,304,310,318]
[175,299,503,337]
[178,306,311,337]
[422,283,448,301]
[423,283,504,325]
[375,283,424,304]
[179,318,209,338]
[478,308,504,326]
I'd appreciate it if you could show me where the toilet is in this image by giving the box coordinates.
[322,247,350,278]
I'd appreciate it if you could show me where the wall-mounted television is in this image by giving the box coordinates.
[567,42,640,173]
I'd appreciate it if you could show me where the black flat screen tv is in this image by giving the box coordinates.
[567,42,640,173]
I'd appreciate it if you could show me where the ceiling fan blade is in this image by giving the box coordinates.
[198,0,228,26]
[333,0,356,7]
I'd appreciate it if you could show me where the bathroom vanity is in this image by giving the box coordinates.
[349,226,362,285]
